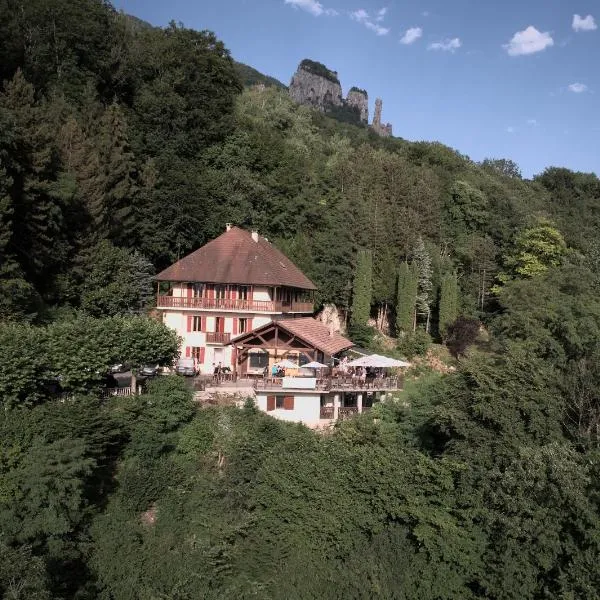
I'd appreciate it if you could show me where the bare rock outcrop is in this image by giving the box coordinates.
[371,98,393,137]
[289,59,343,111]
[346,87,368,124]
[289,59,393,134]
[317,303,346,334]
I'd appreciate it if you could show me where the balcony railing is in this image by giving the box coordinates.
[157,296,313,313]
[253,376,402,392]
[338,407,359,419]
[320,406,335,419]
[206,332,231,344]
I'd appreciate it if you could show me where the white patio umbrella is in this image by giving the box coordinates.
[346,354,411,368]
[302,361,329,369]
[274,359,299,369]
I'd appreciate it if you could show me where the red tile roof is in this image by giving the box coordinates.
[281,318,354,355]
[156,227,316,290]
[231,317,353,356]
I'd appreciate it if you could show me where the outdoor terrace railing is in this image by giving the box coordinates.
[157,296,313,313]
[338,407,359,419]
[206,332,231,344]
[253,376,402,392]
[319,406,335,419]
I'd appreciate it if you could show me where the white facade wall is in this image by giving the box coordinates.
[159,284,312,375]
[255,392,322,425]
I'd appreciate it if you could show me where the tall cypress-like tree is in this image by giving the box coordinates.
[350,249,372,327]
[413,236,433,331]
[396,262,418,334]
[439,271,459,340]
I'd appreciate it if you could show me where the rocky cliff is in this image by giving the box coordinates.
[288,59,392,134]
[289,59,343,111]
[371,98,393,137]
[346,87,368,124]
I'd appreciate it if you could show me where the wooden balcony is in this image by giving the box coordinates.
[206,332,231,344]
[157,296,313,313]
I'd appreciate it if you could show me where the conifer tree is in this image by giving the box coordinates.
[0,70,69,295]
[396,262,418,334]
[413,236,433,332]
[439,271,459,340]
[350,249,372,327]
[97,102,138,245]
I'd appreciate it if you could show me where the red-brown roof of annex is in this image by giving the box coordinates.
[230,318,353,356]
[155,226,317,290]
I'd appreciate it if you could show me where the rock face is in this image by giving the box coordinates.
[289,59,393,134]
[346,87,368,124]
[371,98,393,137]
[317,303,346,334]
[289,59,343,112]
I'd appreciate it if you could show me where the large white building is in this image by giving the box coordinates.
[155,224,318,375]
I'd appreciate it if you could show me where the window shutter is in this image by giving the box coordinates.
[283,396,294,410]
[249,286,254,300]
[267,395,276,411]
[233,318,238,336]
[187,284,193,298]
[199,347,205,364]
[185,346,191,358]
[208,285,215,299]
[187,316,192,332]
[248,318,253,332]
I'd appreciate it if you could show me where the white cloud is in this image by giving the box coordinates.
[428,37,462,52]
[572,14,597,32]
[351,9,369,22]
[422,11,430,17]
[568,82,588,93]
[376,7,387,22]
[506,126,516,134]
[503,26,554,56]
[351,8,390,35]
[527,118,538,126]
[400,27,423,45]
[284,0,337,17]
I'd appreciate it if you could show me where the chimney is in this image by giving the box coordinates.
[225,223,232,232]
[251,230,259,243]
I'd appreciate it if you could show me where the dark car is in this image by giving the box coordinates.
[110,362,131,374]
[140,365,160,378]
[175,359,198,377]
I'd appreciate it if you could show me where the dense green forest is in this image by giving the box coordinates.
[2,1,600,598]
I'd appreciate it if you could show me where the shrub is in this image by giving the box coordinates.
[396,329,432,358]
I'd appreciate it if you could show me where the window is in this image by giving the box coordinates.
[191,347,205,363]
[192,283,205,298]
[249,351,268,369]
[215,317,225,333]
[215,285,226,300]
[267,395,294,411]
[192,316,203,332]
[239,318,248,334]
[238,286,249,300]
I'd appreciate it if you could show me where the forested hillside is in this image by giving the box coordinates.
[3,1,600,598]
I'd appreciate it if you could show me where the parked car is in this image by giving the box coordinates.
[110,362,131,373]
[140,364,160,378]
[175,358,198,377]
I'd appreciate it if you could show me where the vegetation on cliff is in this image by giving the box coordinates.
[2,2,600,598]
[299,58,340,83]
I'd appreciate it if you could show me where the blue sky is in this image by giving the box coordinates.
[114,0,598,179]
